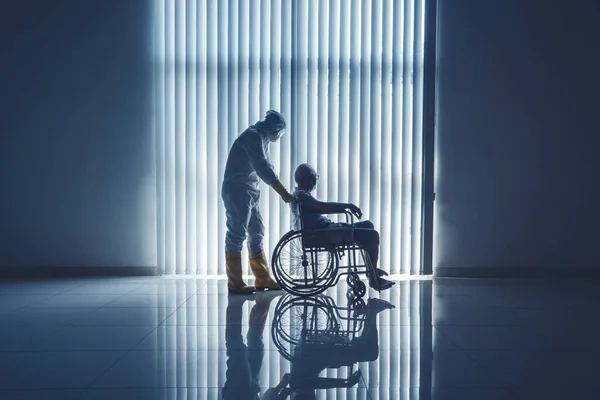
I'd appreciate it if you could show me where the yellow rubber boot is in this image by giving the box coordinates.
[249,250,282,291]
[226,252,256,294]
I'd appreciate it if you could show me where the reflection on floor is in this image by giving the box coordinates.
[0,276,598,399]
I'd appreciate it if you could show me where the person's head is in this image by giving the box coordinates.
[256,110,287,142]
[294,163,318,192]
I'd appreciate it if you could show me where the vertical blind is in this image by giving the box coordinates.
[155,0,425,275]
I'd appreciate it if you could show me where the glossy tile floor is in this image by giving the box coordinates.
[0,276,598,399]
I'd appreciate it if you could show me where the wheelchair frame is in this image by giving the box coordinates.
[271,200,379,298]
[271,293,366,365]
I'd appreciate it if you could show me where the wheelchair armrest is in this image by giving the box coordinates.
[313,210,356,226]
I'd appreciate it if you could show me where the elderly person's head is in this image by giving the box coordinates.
[294,163,318,192]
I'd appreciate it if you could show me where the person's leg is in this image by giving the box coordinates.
[246,190,265,255]
[354,220,387,275]
[354,228,379,267]
[223,296,254,399]
[222,184,255,294]
[353,225,393,291]
[353,220,374,230]
[246,292,283,390]
[352,223,380,271]
[351,298,395,361]
[247,190,281,290]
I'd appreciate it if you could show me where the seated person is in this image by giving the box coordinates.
[292,163,394,291]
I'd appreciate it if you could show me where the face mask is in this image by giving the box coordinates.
[268,128,285,142]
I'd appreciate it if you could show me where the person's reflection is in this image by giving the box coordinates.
[222,291,285,400]
[272,297,395,400]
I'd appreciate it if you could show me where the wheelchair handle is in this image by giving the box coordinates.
[343,211,356,225]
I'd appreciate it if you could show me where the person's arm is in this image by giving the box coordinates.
[297,190,361,218]
[243,131,294,203]
[312,200,362,219]
[243,130,278,185]
[311,200,349,215]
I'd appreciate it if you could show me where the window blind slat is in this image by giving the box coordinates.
[157,0,426,277]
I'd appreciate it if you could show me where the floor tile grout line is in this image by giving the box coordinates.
[430,326,515,392]
[3,349,299,355]
[453,335,519,393]
[1,278,206,356]
[1,290,70,311]
[6,284,154,353]
[86,299,184,389]
[0,386,376,391]
[18,306,107,352]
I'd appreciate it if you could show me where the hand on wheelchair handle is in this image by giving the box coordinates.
[347,204,362,219]
[271,180,296,203]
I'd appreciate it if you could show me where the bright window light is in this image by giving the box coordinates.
[154,0,425,276]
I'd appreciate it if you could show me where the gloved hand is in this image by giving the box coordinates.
[271,180,296,203]
[347,203,362,219]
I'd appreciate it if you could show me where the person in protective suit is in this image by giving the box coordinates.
[222,110,295,294]
[222,291,286,400]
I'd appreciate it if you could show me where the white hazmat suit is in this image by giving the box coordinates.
[221,110,294,294]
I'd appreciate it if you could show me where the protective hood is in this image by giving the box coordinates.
[256,110,287,142]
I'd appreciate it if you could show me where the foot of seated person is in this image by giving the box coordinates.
[376,268,389,277]
[354,297,395,316]
[368,276,395,291]
[367,298,395,313]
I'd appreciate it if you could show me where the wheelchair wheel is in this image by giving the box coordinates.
[272,231,339,297]
[346,272,367,298]
[345,289,366,310]
[271,294,338,361]
[352,280,367,298]
[350,296,366,311]
[346,272,362,288]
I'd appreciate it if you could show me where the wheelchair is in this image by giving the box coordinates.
[271,294,367,362]
[271,294,366,397]
[271,200,380,298]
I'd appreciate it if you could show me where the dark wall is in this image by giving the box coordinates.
[434,0,600,269]
[0,1,156,267]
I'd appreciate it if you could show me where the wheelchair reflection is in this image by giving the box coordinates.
[269,294,395,400]
[221,292,394,400]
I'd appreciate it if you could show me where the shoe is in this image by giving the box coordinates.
[367,298,395,313]
[368,276,395,292]
[249,250,282,291]
[226,251,256,294]
[254,289,284,305]
[377,268,389,277]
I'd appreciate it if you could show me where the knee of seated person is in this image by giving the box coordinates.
[364,220,374,229]
[371,230,379,244]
